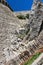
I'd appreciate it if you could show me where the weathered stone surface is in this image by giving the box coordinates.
[23,0,43,42]
[4,31,43,65]
[0,3,29,65]
[0,0,43,65]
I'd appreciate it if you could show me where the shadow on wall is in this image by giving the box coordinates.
[38,21,43,35]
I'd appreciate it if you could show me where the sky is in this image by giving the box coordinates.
[6,0,43,11]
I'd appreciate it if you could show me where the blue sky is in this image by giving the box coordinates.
[6,0,43,11]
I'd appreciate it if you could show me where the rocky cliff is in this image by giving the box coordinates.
[0,0,43,65]
[0,3,28,65]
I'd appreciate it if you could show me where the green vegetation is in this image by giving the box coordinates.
[26,14,29,19]
[24,53,41,65]
[17,15,26,19]
[17,14,29,20]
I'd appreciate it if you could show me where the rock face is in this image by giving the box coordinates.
[0,0,43,65]
[0,3,28,65]
[0,3,20,48]
[4,30,43,65]
[0,0,7,5]
[32,0,41,10]
[23,0,43,42]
